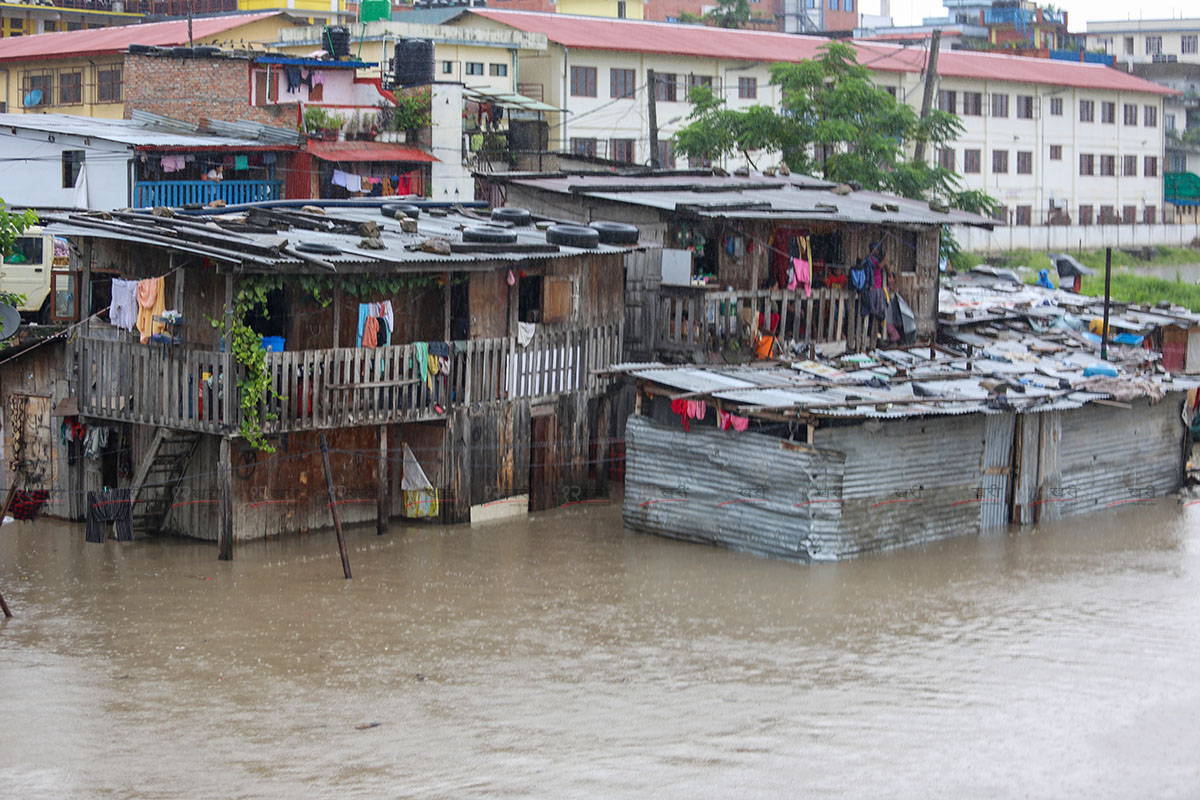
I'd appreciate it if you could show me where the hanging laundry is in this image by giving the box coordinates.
[412,342,430,386]
[670,398,691,432]
[380,300,394,337]
[730,414,749,432]
[222,155,235,168]
[428,341,450,358]
[345,173,362,193]
[686,400,707,421]
[85,488,132,543]
[517,321,535,347]
[284,65,303,92]
[160,155,185,173]
[332,169,348,187]
[136,276,165,344]
[310,70,326,87]
[262,152,276,165]
[108,278,138,331]
[84,425,110,460]
[11,490,50,521]
[361,315,380,348]
[234,155,249,171]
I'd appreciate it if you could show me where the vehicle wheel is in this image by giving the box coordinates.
[490,207,532,225]
[589,221,639,244]
[546,224,600,248]
[381,203,420,219]
[462,226,518,244]
[35,295,51,325]
[295,242,343,255]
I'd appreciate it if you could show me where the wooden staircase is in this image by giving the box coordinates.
[130,428,201,535]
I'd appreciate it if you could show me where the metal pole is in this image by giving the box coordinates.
[647,68,660,168]
[1101,246,1112,361]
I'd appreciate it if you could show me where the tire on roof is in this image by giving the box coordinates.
[589,221,639,245]
[462,226,518,244]
[546,224,600,248]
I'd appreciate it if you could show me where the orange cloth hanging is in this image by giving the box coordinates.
[136,277,165,344]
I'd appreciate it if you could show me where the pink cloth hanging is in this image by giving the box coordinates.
[791,257,811,298]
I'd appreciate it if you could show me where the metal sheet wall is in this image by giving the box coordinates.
[623,415,846,562]
[980,412,1016,530]
[814,414,989,558]
[1053,397,1185,516]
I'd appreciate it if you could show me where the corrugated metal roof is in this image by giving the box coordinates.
[41,202,638,273]
[0,113,293,149]
[461,10,1176,96]
[509,173,994,228]
[306,141,438,163]
[0,12,281,62]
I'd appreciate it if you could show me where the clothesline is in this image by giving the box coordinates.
[0,263,184,370]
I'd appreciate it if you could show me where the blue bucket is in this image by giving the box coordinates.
[260,336,286,352]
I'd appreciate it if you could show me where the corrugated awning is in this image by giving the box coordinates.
[305,142,438,163]
[463,87,566,113]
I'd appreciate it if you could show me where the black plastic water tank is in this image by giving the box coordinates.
[394,39,435,87]
[324,26,351,58]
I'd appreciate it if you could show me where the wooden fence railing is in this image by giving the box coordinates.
[658,286,882,354]
[77,324,623,434]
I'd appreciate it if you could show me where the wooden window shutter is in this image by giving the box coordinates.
[543,276,573,323]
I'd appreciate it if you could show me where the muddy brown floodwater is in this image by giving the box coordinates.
[2,499,1199,798]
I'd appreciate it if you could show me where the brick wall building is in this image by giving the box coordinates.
[123,52,292,126]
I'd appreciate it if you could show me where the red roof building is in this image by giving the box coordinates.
[463,9,1173,95]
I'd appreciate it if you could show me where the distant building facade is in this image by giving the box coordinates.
[1088,19,1200,70]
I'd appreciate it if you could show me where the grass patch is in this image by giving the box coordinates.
[1019,269,1200,312]
[972,245,1200,272]
[1076,272,1200,312]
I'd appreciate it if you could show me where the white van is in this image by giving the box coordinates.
[1,227,70,320]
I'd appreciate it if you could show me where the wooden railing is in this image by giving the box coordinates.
[77,324,623,433]
[77,338,236,433]
[658,286,882,354]
[133,179,283,209]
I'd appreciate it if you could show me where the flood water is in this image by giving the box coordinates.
[2,499,1199,798]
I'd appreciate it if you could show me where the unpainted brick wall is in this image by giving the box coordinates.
[122,53,290,126]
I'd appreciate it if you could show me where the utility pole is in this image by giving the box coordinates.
[1101,247,1113,361]
[912,29,942,164]
[647,68,660,168]
[187,0,194,48]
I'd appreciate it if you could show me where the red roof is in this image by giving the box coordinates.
[469,10,1174,96]
[0,12,281,62]
[306,141,438,163]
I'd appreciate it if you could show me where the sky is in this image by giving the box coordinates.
[887,0,1199,28]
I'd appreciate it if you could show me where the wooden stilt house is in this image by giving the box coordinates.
[44,202,631,555]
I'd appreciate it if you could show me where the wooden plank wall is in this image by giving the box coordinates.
[623,248,662,361]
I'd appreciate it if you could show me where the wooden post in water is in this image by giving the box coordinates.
[0,586,12,618]
[377,424,389,535]
[319,433,353,579]
[218,436,233,561]
[1101,246,1112,361]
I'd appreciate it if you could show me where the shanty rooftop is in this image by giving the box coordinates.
[613,269,1200,421]
[496,171,996,228]
[40,202,640,273]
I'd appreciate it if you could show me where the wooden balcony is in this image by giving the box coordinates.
[658,286,881,355]
[77,325,623,434]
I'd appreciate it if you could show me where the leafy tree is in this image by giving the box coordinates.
[0,198,37,309]
[677,0,751,28]
[673,42,994,215]
[706,0,751,28]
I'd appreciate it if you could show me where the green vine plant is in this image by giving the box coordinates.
[212,273,469,450]
[206,275,287,452]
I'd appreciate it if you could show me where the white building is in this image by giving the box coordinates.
[449,10,1172,227]
[1087,19,1200,69]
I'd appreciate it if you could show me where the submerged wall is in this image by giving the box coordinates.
[623,395,1188,562]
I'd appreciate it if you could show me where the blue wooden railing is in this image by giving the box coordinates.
[133,180,284,209]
